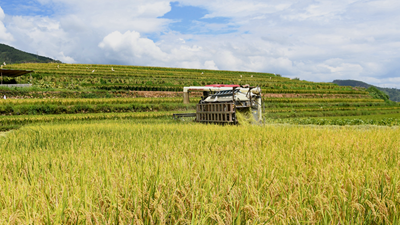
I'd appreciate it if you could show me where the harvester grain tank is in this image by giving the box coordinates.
[174,84,263,124]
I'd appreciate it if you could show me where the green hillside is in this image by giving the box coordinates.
[333,79,400,102]
[0,43,61,64]
[332,79,371,88]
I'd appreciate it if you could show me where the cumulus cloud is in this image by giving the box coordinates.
[6,15,76,63]
[99,31,168,64]
[204,60,218,70]
[58,52,75,64]
[99,31,221,70]
[53,0,172,33]
[0,7,14,42]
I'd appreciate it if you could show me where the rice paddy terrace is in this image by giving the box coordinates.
[0,63,399,126]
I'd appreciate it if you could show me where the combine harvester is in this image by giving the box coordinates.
[174,84,263,124]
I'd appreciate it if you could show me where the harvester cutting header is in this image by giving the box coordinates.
[175,84,263,124]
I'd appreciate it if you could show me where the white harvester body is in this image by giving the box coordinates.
[179,84,263,124]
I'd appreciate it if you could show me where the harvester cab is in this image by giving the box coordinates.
[173,84,263,124]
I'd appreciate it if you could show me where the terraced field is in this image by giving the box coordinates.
[6,63,364,93]
[0,63,398,125]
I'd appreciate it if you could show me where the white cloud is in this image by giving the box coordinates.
[179,0,291,19]
[54,0,172,33]
[99,31,218,70]
[99,31,168,63]
[6,15,76,63]
[0,7,14,42]
[58,51,75,63]
[204,60,218,70]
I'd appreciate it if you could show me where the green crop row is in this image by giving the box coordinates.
[266,108,400,119]
[270,117,400,126]
[265,106,400,113]
[0,111,181,126]
[0,88,185,99]
[263,98,382,103]
[0,102,196,116]
[266,107,357,113]
[264,102,388,108]
[93,85,182,92]
[0,97,187,106]
[320,113,400,120]
[263,89,367,94]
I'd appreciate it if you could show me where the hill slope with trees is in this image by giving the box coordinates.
[0,43,61,64]
[333,79,400,102]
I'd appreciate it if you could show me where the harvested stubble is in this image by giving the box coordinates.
[0,122,399,224]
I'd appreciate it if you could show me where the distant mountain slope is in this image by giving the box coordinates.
[0,43,61,64]
[333,79,400,102]
[332,80,371,89]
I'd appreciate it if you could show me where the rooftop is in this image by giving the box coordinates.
[0,69,34,77]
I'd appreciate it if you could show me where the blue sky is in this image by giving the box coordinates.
[0,0,57,17]
[160,2,236,35]
[0,0,400,87]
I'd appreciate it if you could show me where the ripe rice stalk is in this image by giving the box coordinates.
[3,121,396,223]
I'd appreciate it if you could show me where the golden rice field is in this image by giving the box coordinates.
[0,121,400,224]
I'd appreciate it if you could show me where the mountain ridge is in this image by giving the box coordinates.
[0,43,61,64]
[333,79,400,102]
